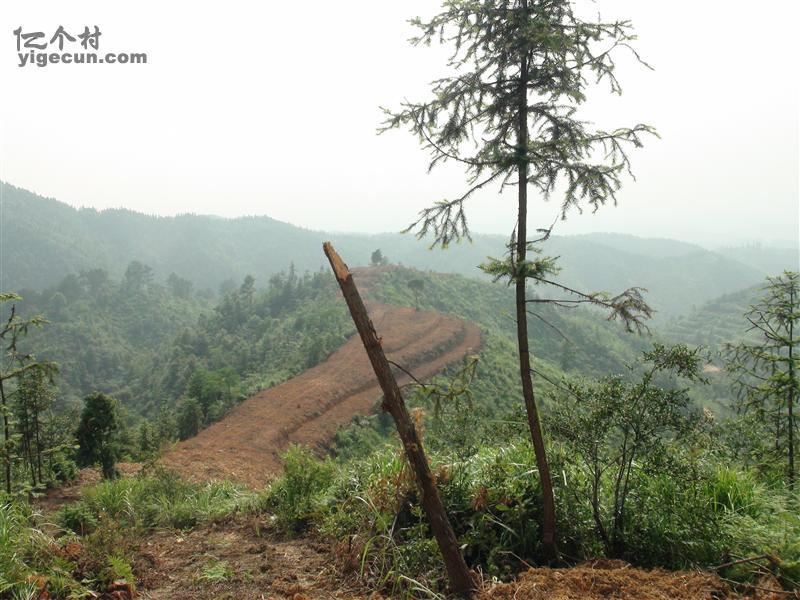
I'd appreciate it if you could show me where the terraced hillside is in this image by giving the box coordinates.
[161,267,482,487]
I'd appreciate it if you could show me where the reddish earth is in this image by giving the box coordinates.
[480,560,793,600]
[136,516,378,600]
[161,266,483,488]
[136,528,788,600]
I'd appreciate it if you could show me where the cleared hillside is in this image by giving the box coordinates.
[160,267,482,486]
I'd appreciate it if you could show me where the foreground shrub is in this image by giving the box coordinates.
[261,445,334,532]
[274,433,800,596]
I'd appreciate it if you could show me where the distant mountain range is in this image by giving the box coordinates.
[1,182,796,319]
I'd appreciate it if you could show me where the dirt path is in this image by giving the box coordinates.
[137,522,783,600]
[161,267,482,488]
[136,516,376,600]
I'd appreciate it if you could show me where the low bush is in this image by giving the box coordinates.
[260,445,334,532]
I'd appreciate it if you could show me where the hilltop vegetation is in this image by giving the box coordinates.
[10,260,664,439]
[374,267,648,378]
[662,285,764,350]
[8,264,353,457]
[367,267,747,416]
[3,182,794,319]
[5,253,785,459]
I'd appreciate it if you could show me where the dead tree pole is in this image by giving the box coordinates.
[323,242,475,597]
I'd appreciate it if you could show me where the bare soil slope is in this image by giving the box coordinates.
[161,267,482,488]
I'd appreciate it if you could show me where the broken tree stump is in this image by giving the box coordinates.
[323,242,475,597]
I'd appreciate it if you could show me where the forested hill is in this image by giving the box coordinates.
[661,285,763,350]
[2,182,795,318]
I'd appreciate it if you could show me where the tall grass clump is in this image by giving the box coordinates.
[58,467,252,535]
[260,445,334,532]
[0,501,93,598]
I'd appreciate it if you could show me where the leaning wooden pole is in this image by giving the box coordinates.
[323,242,475,597]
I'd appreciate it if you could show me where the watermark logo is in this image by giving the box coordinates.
[13,26,147,67]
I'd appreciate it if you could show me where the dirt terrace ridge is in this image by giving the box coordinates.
[161,266,482,488]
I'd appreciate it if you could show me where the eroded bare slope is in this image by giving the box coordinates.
[161,267,482,487]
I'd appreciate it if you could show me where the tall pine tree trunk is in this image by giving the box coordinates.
[0,378,10,494]
[515,11,558,560]
[788,282,795,490]
[34,406,43,485]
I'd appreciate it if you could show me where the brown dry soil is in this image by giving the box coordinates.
[161,266,483,488]
[134,523,793,600]
[134,516,378,600]
[481,559,794,600]
[132,525,791,600]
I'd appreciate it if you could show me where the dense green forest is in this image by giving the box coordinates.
[1,232,791,459]
[5,264,354,456]
[663,285,763,349]
[11,265,211,412]
[7,256,757,455]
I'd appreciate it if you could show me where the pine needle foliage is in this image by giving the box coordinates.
[381,0,657,247]
[725,271,800,488]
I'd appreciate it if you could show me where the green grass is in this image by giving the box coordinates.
[257,445,334,532]
[0,501,93,599]
[263,433,800,596]
[0,467,257,598]
[199,559,234,583]
[58,467,254,535]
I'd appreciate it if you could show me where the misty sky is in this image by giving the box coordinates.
[1,1,798,248]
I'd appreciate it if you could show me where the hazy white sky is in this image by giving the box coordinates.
[1,1,798,247]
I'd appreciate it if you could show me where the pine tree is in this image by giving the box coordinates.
[177,397,204,440]
[371,249,388,266]
[382,0,655,559]
[13,367,56,487]
[76,392,121,479]
[725,271,799,489]
[0,294,55,494]
[408,278,425,309]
